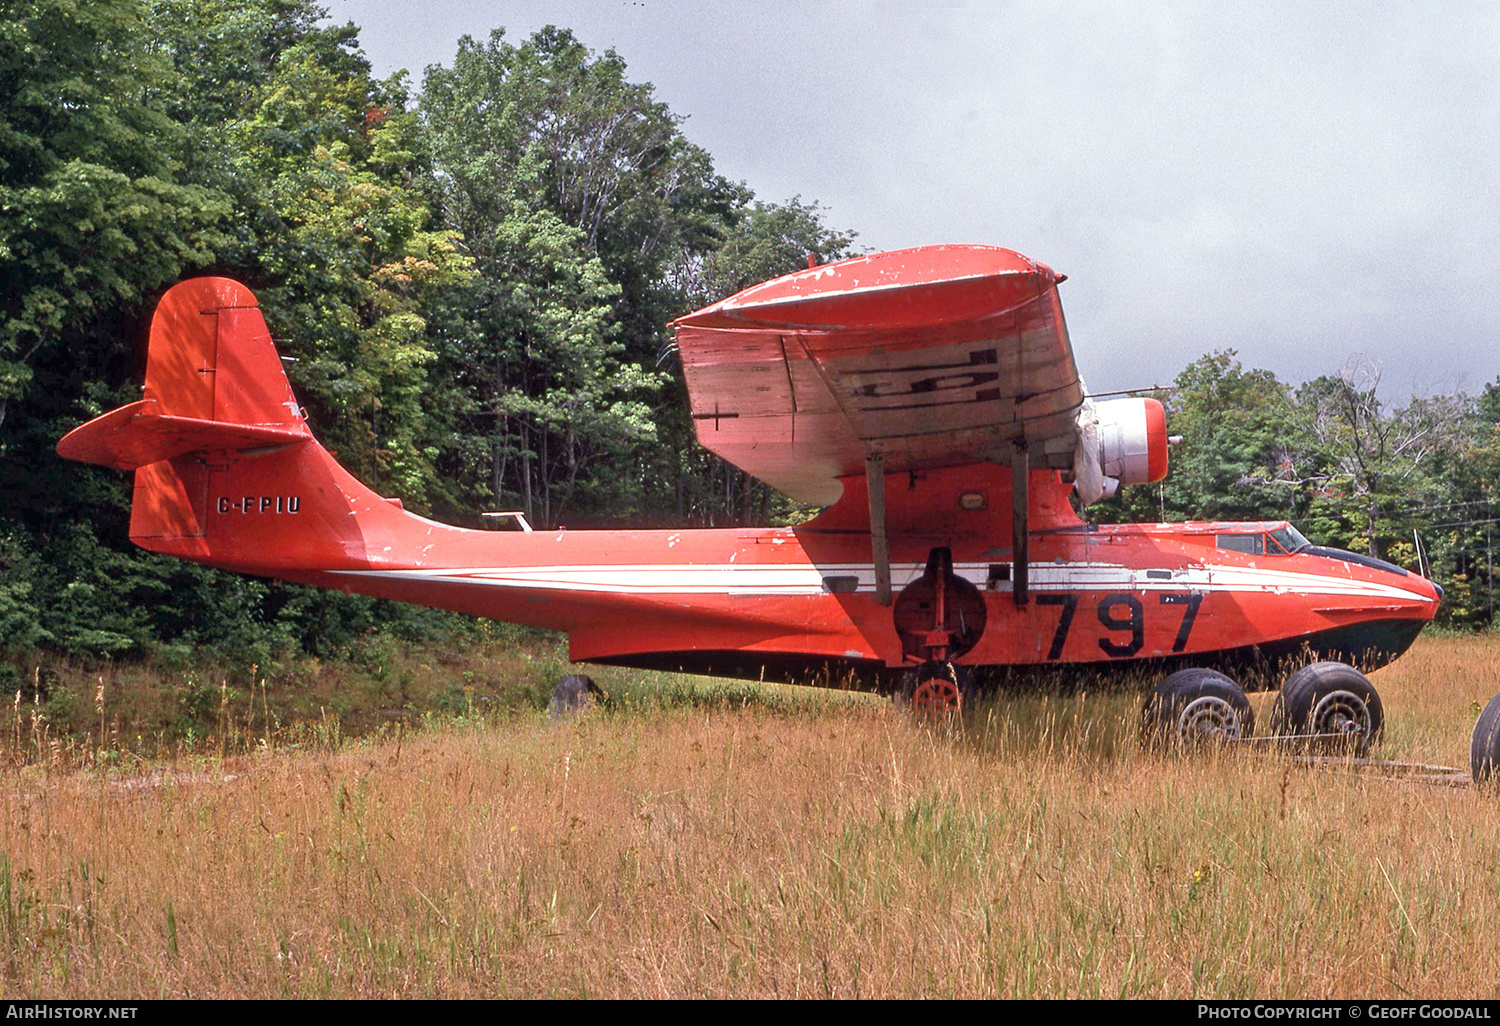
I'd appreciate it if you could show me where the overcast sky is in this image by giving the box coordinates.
[324,0,1500,400]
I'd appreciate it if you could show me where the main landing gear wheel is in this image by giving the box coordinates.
[1270,661,1383,754]
[906,661,962,717]
[1471,692,1500,785]
[1142,668,1254,748]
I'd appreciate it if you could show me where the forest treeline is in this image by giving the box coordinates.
[2,0,1497,671]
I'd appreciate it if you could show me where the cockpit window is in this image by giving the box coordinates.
[1268,525,1310,554]
[1216,533,1264,555]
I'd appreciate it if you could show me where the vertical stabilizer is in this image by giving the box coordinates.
[57,278,394,567]
[142,278,304,428]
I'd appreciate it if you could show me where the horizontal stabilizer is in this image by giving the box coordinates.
[57,399,310,470]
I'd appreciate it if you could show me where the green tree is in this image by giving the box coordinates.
[420,28,862,527]
[2,0,475,657]
[226,52,472,506]
[420,31,688,525]
[670,196,857,307]
[1099,351,1295,526]
[0,0,230,429]
[1295,363,1465,561]
[1375,385,1494,626]
[142,0,473,507]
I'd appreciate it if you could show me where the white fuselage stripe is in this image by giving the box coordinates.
[326,561,1434,604]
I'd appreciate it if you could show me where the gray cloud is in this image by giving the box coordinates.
[327,0,1500,398]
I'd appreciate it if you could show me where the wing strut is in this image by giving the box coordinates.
[1012,443,1030,606]
[866,453,892,606]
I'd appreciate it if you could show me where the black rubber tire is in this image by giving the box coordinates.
[1471,692,1500,785]
[1271,661,1383,752]
[1142,668,1254,747]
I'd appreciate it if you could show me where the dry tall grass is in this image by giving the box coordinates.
[2,635,1499,998]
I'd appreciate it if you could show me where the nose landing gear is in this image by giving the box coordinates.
[910,660,962,715]
[893,548,985,717]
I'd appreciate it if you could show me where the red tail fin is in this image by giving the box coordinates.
[59,278,312,470]
[58,278,390,566]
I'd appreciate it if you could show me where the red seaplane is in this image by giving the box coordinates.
[57,245,1442,745]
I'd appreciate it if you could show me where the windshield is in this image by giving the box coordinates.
[1268,525,1311,554]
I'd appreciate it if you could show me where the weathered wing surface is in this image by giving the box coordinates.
[672,245,1084,506]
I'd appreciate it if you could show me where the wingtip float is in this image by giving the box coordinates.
[59,247,1441,742]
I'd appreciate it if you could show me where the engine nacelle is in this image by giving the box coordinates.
[1072,397,1170,505]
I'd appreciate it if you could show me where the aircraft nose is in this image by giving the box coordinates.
[1416,568,1445,603]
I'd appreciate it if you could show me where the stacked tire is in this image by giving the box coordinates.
[1142,668,1254,747]
[1270,662,1383,755]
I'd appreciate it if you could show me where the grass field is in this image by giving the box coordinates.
[1,634,1499,998]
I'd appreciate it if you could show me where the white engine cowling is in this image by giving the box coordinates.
[1072,396,1170,505]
